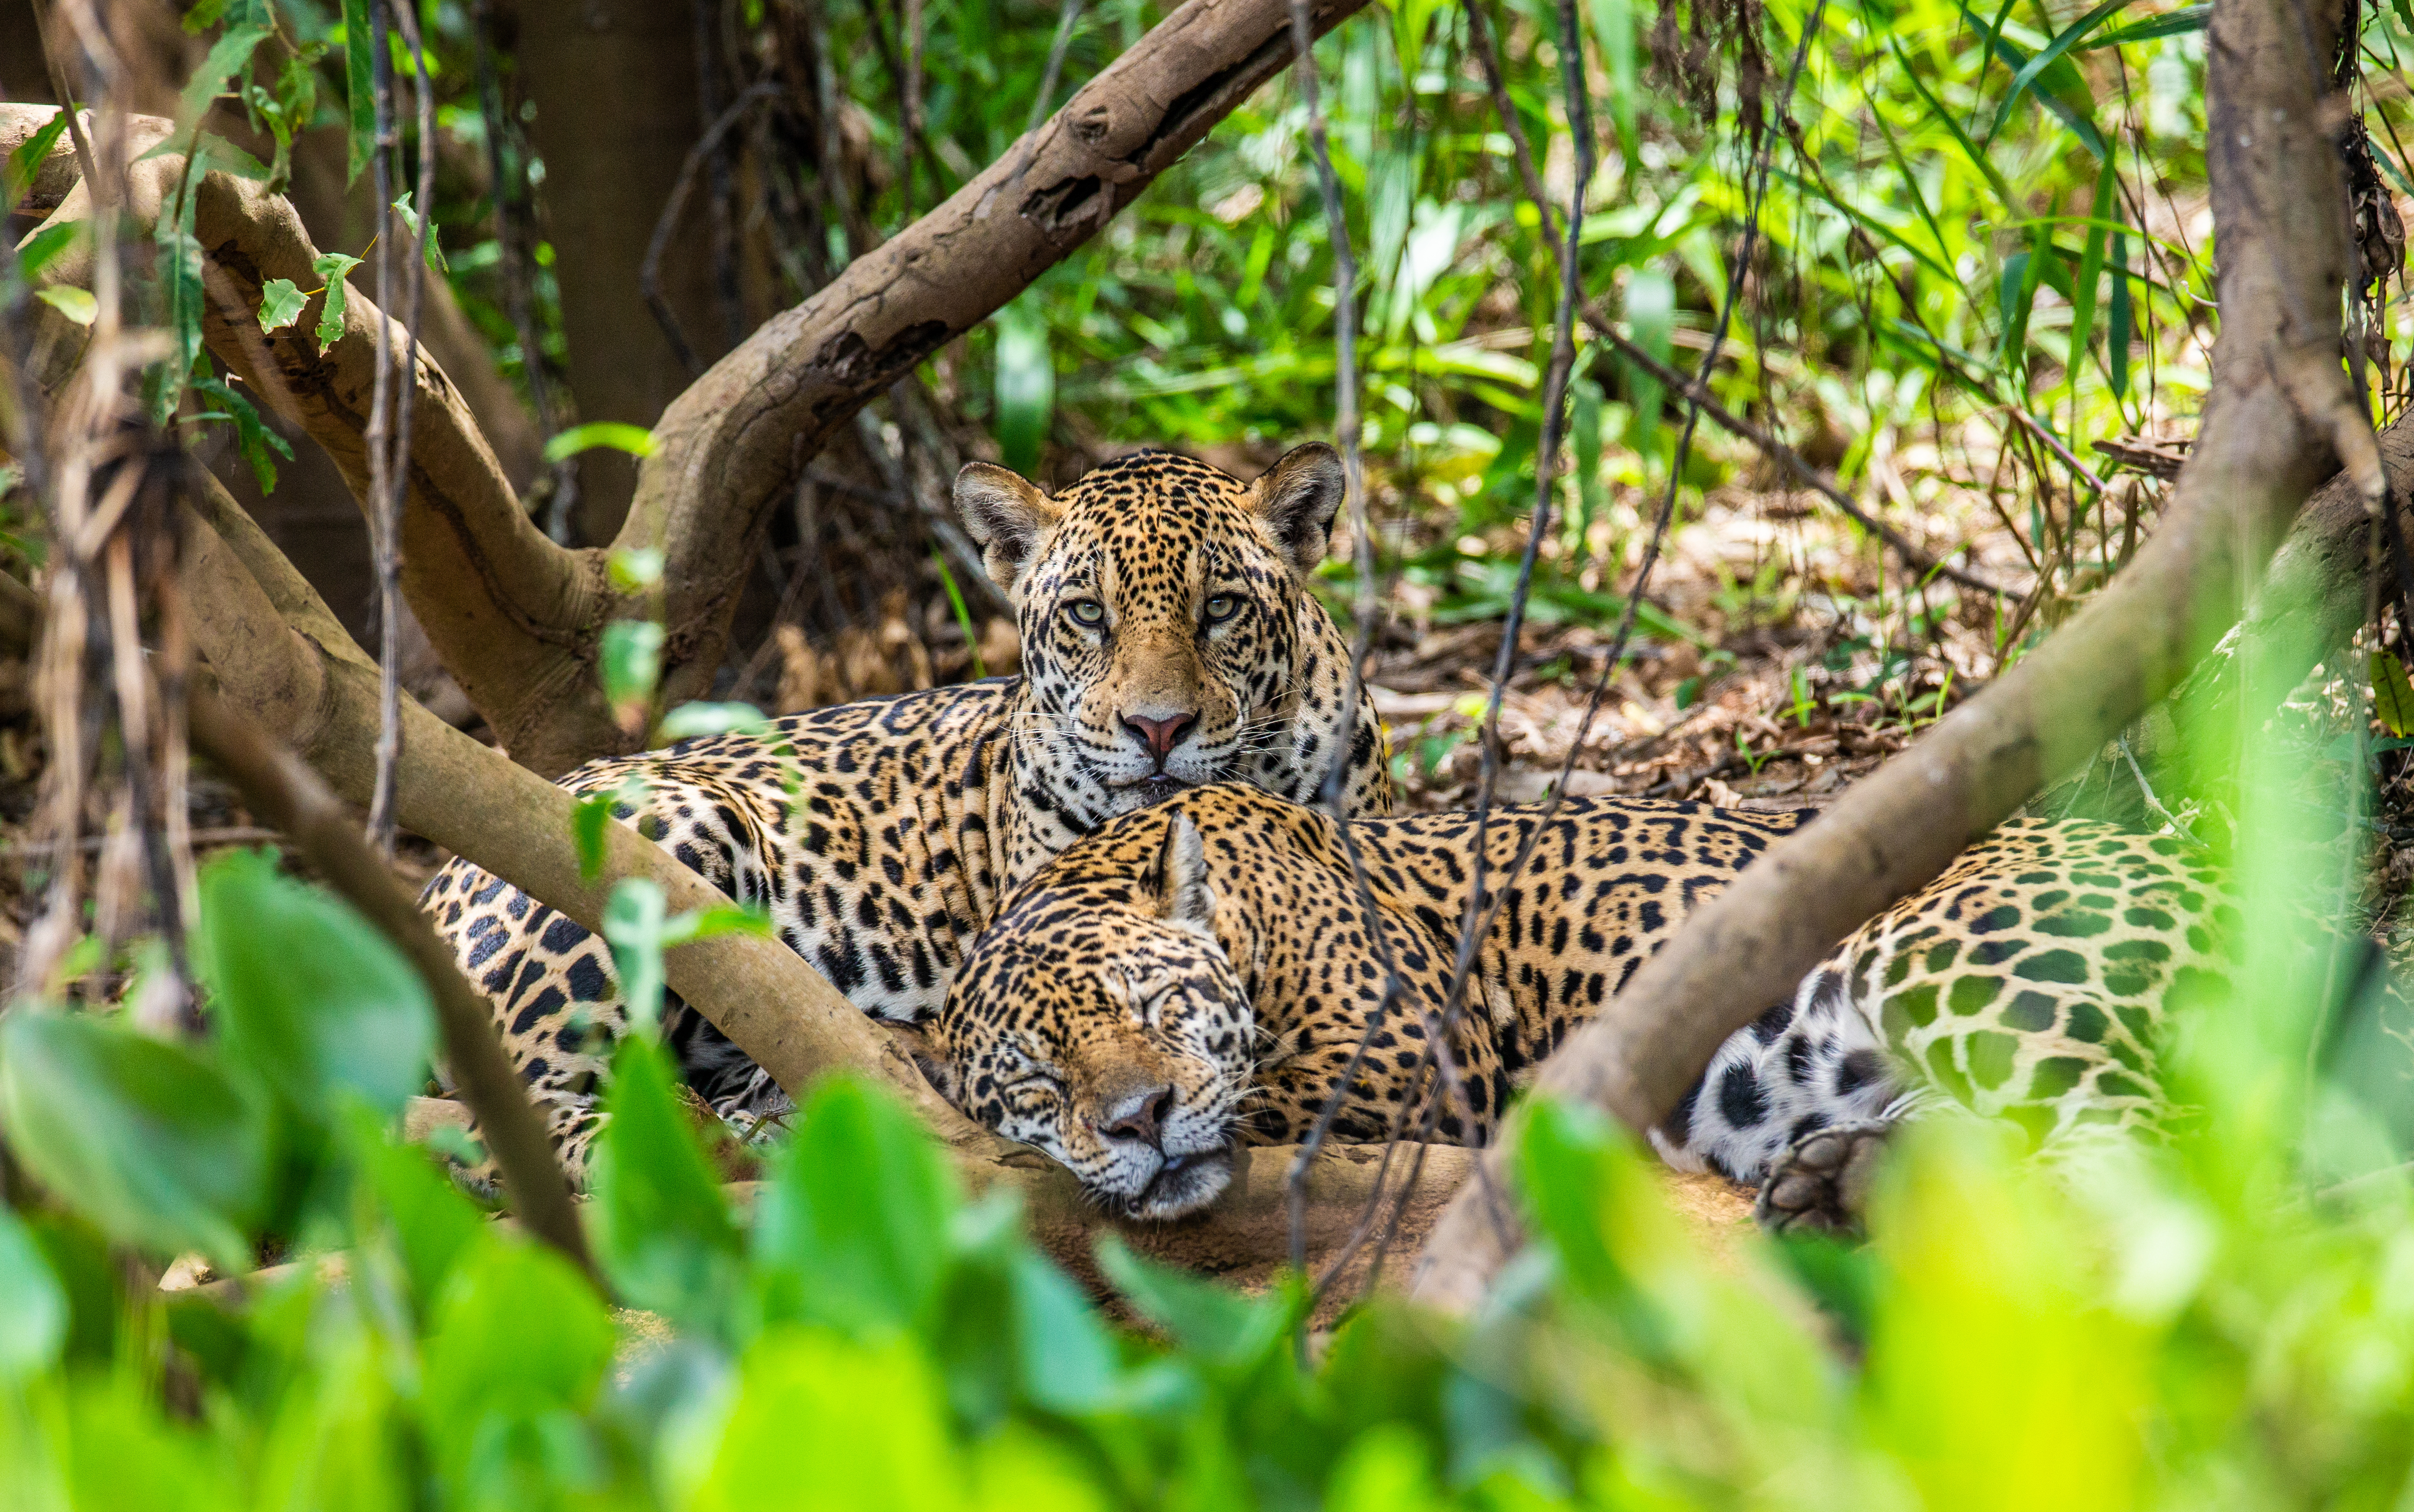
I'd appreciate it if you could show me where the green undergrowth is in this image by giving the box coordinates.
[5,710,2414,1510]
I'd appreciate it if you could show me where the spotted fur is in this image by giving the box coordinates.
[927,785,2232,1219]
[422,448,1393,1179]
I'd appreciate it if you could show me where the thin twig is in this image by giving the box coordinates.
[186,684,596,1280]
[641,83,779,375]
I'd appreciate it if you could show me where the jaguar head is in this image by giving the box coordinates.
[954,445,1349,821]
[921,812,1253,1219]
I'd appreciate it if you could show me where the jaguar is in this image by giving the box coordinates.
[918,783,2239,1227]
[422,446,1393,1178]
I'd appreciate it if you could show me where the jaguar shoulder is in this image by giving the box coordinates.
[924,784,2235,1223]
[423,446,1394,1179]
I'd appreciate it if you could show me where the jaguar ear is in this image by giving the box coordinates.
[1148,811,1218,937]
[885,1019,964,1105]
[1247,441,1346,576]
[954,462,1062,596]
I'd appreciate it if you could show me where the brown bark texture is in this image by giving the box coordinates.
[1409,0,2375,1309]
[512,0,720,539]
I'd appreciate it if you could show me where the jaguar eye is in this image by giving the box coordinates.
[1067,599,1106,627]
[1203,594,1240,623]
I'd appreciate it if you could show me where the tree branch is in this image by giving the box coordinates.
[1411,0,2371,1308]
[184,680,595,1278]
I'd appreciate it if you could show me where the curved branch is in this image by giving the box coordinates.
[1411,0,2366,1308]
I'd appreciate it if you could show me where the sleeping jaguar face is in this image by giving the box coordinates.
[954,446,1352,827]
[923,814,1254,1219]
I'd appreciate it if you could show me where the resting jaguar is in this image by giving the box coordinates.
[422,446,1393,1177]
[920,784,2238,1226]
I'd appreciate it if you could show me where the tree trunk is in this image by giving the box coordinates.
[512,0,725,541]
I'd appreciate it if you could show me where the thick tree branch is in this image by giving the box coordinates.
[4,102,593,764]
[1411,0,2369,1308]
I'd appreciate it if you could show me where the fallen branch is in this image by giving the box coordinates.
[1411,0,2374,1308]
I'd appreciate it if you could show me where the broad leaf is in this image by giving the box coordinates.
[4,108,70,210]
[0,1010,270,1266]
[256,276,307,333]
[1095,1236,1284,1368]
[753,1078,958,1334]
[0,1204,66,1384]
[311,252,362,355]
[2372,652,2414,737]
[34,285,95,326]
[590,1036,741,1328]
[199,848,435,1123]
[15,220,84,281]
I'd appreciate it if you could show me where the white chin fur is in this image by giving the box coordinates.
[1117,1149,1234,1219]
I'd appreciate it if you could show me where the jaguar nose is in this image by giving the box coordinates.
[1097,1082,1175,1146]
[1121,709,1199,769]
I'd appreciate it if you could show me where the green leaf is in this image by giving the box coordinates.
[687,1332,958,1511]
[659,701,774,740]
[1956,0,2110,159]
[543,421,655,462]
[572,775,648,882]
[753,1078,959,1334]
[1622,270,1675,463]
[16,220,83,285]
[33,285,95,326]
[199,848,436,1124]
[1888,38,2017,210]
[311,252,362,355]
[182,0,232,34]
[590,1036,742,1328]
[342,0,375,185]
[993,298,1054,477]
[256,276,307,333]
[601,618,664,725]
[658,902,773,950]
[149,221,205,420]
[2083,2,2208,47]
[2372,651,2414,737]
[0,1204,67,1385]
[601,877,673,1033]
[420,1237,615,1488]
[178,23,268,130]
[353,1129,486,1312]
[1567,377,1607,563]
[1587,0,1639,167]
[1095,1235,1285,1368]
[0,1010,271,1267]
[5,108,71,210]
[606,545,664,591]
[390,190,446,271]
[2065,157,2117,409]
[1008,1247,1119,1412]
[1986,0,2131,147]
[191,369,294,493]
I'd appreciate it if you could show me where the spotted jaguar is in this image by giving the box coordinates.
[422,447,1392,1178]
[918,784,2238,1225]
